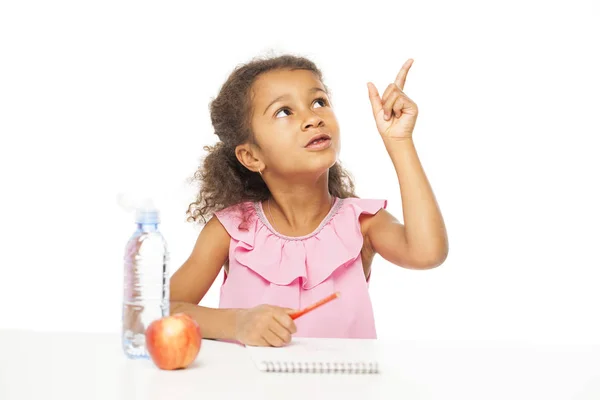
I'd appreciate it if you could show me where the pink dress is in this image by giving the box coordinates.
[214,197,387,339]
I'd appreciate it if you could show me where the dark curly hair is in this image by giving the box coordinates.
[187,53,357,225]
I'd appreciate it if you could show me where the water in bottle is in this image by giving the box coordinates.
[122,200,170,359]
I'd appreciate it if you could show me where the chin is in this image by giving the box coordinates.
[306,150,338,174]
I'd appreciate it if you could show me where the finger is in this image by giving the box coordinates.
[366,82,382,118]
[394,58,414,91]
[382,91,401,120]
[274,311,297,334]
[262,329,285,347]
[250,337,270,347]
[257,338,270,347]
[269,322,292,345]
[392,95,408,118]
[284,308,299,319]
[381,83,396,105]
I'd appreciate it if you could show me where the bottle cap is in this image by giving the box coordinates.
[117,192,161,224]
[134,198,160,224]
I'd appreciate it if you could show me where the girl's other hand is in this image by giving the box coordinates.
[235,304,297,347]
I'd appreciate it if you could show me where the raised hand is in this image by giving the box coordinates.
[367,58,419,141]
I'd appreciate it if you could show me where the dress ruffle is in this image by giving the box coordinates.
[214,198,387,290]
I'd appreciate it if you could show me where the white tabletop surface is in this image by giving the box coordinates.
[1,329,599,400]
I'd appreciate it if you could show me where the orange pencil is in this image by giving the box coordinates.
[290,292,340,320]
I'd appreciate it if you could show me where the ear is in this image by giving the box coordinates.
[235,142,264,173]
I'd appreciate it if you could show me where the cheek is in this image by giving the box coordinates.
[334,138,341,153]
[325,112,339,127]
[264,137,298,163]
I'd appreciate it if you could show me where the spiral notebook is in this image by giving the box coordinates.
[246,337,380,373]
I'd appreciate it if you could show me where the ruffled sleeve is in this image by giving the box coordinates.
[216,198,387,290]
[214,202,257,248]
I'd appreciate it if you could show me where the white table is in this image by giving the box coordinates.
[1,330,599,400]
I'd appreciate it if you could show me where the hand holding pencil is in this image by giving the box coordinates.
[236,292,341,347]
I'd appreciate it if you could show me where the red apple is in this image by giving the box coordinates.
[145,313,202,370]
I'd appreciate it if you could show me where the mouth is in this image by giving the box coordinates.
[304,133,332,148]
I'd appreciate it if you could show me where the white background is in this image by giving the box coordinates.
[1,0,598,345]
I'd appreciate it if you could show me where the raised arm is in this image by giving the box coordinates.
[365,59,448,269]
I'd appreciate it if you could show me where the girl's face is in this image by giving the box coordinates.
[249,69,340,178]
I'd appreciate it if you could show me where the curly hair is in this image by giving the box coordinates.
[187,53,357,225]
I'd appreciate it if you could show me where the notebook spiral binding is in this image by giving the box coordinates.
[259,360,379,373]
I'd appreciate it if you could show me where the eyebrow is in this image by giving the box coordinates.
[263,87,327,115]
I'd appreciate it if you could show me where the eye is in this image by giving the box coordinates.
[275,107,292,118]
[274,97,329,118]
[314,97,328,108]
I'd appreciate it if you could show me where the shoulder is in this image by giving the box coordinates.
[186,213,231,266]
[339,197,387,215]
[213,201,259,239]
[193,208,239,245]
[337,197,388,235]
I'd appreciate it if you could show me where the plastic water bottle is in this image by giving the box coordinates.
[122,200,170,359]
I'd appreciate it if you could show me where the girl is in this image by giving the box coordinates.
[170,54,448,347]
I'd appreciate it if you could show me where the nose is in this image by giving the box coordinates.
[302,112,325,130]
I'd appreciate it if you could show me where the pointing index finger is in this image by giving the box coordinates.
[394,58,414,91]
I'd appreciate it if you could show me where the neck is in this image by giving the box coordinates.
[264,171,335,236]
